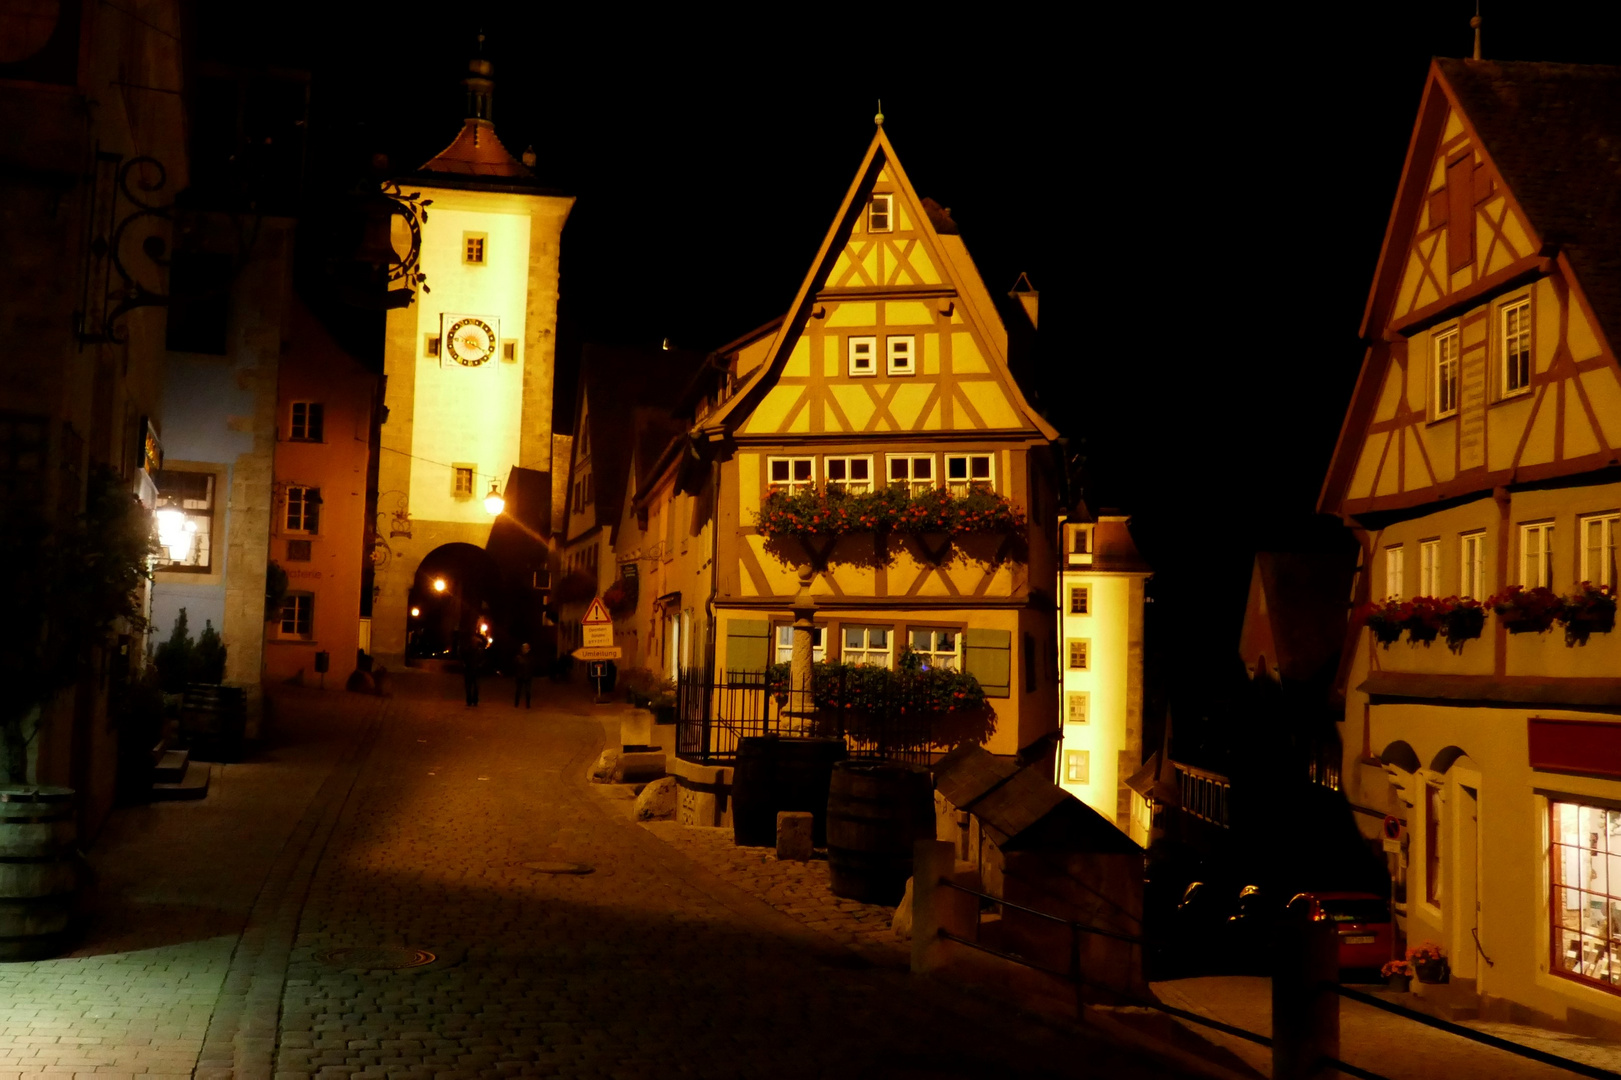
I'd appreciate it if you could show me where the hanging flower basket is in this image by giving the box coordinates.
[1559,582,1617,646]
[602,579,637,619]
[1489,585,1562,635]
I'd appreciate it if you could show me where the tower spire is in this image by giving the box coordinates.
[1471,2,1482,61]
[465,33,494,121]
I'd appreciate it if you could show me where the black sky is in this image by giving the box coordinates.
[204,2,1621,722]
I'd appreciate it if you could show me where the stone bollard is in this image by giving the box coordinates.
[911,840,960,974]
[1272,894,1341,1080]
[776,811,814,861]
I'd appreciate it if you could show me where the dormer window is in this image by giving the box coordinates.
[887,335,915,375]
[869,193,892,233]
[848,336,877,376]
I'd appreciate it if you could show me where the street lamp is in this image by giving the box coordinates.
[432,577,447,593]
[483,482,505,516]
[410,606,421,617]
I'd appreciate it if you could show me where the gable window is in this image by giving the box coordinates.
[842,625,892,668]
[868,193,892,233]
[279,593,314,639]
[1066,692,1089,724]
[1067,524,1093,556]
[1069,586,1090,615]
[848,336,877,376]
[1434,329,1460,418]
[775,624,826,665]
[945,454,994,496]
[1064,750,1090,785]
[1419,539,1441,596]
[289,402,324,442]
[285,486,320,534]
[886,335,915,375]
[909,628,960,670]
[463,232,487,264]
[887,454,934,494]
[767,456,815,495]
[1461,531,1485,599]
[825,456,873,495]
[1504,298,1532,395]
[1067,638,1090,671]
[153,470,215,572]
[1385,545,1404,599]
[453,465,476,499]
[1522,521,1554,588]
[1583,514,1620,589]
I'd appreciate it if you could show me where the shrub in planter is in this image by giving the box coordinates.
[1381,959,1413,991]
[1560,582,1617,646]
[1442,598,1486,653]
[1489,585,1562,634]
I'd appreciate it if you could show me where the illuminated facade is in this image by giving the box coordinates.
[1324,60,1621,1027]
[369,58,572,665]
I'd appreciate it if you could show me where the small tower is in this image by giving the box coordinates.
[370,48,574,667]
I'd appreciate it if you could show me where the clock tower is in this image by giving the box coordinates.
[370,54,573,666]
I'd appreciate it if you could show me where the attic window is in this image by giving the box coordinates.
[848,336,877,376]
[463,233,487,264]
[869,193,892,233]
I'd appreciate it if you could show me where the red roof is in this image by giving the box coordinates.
[419,119,531,179]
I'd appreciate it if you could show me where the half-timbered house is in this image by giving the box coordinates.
[1323,59,1621,1027]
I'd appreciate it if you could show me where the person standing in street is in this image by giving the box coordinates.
[460,634,483,706]
[513,642,534,708]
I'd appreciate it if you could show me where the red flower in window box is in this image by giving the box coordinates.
[1559,582,1616,646]
[1354,600,1405,646]
[1489,585,1562,634]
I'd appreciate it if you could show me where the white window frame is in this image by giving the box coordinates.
[1069,585,1090,615]
[279,592,314,639]
[907,627,960,670]
[1522,521,1554,588]
[1460,531,1485,599]
[285,485,319,534]
[868,193,893,233]
[886,454,935,495]
[1385,545,1404,599]
[1064,750,1089,784]
[1419,538,1441,596]
[1582,514,1620,588]
[945,453,995,496]
[1434,328,1460,419]
[841,624,893,668]
[774,624,826,665]
[886,335,916,375]
[1067,638,1090,671]
[1503,297,1533,396]
[824,455,874,495]
[1066,691,1089,725]
[848,335,877,377]
[766,456,816,495]
[452,464,476,499]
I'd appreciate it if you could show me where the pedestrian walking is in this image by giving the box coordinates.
[513,642,534,708]
[460,634,484,706]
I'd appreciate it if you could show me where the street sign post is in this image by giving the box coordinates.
[579,598,616,699]
[1381,814,1402,854]
[571,646,622,661]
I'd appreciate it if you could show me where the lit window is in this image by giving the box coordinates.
[908,628,960,670]
[1419,539,1440,596]
[1066,692,1089,724]
[945,454,994,496]
[767,456,815,495]
[887,335,915,375]
[869,193,892,233]
[1068,524,1093,555]
[1064,750,1089,784]
[285,486,320,534]
[1434,329,1459,418]
[1550,798,1621,992]
[425,335,441,357]
[1069,586,1090,615]
[153,470,215,572]
[289,402,324,442]
[1461,532,1485,599]
[463,232,487,264]
[842,625,892,668]
[775,624,826,665]
[887,454,934,495]
[825,456,873,495]
[279,593,314,638]
[453,466,475,498]
[1385,545,1404,599]
[848,336,877,376]
[1522,522,1554,588]
[1504,299,1532,394]
[1067,639,1089,671]
[1584,515,1620,588]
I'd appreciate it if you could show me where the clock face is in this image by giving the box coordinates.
[445,317,496,367]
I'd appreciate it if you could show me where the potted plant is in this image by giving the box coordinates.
[1381,959,1413,992]
[1355,600,1405,647]
[1490,585,1562,634]
[1400,596,1448,644]
[1408,942,1449,984]
[602,578,637,619]
[1443,597,1486,653]
[1560,582,1617,646]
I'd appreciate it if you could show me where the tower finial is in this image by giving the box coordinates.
[874,99,884,127]
[1471,2,1482,60]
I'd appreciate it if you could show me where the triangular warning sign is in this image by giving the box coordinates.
[582,597,612,625]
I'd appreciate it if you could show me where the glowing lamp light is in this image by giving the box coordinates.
[483,482,505,516]
[432,577,447,593]
[155,509,198,562]
[479,621,489,634]
[410,606,421,618]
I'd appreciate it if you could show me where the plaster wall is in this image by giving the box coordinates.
[1058,571,1145,830]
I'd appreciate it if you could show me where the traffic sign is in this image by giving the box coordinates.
[1382,814,1403,854]
[581,597,614,647]
[573,646,622,661]
[582,598,612,624]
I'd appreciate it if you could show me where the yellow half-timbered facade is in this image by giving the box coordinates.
[1324,60,1621,1028]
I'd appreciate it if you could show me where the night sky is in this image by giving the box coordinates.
[207,3,1621,729]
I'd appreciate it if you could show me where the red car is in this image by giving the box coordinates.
[1312,891,1395,972]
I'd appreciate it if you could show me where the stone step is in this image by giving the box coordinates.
[152,748,189,784]
[151,762,210,801]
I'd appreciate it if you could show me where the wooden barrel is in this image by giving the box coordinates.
[774,737,847,846]
[827,762,934,905]
[731,736,778,847]
[0,787,77,961]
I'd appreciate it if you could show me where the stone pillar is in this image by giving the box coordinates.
[789,562,816,723]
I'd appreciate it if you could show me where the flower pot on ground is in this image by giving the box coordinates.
[1560,582,1617,646]
[1381,959,1413,992]
[1407,943,1448,984]
[1490,585,1562,634]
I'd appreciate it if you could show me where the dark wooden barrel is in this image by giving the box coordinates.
[0,787,77,961]
[827,762,934,905]
[774,737,847,846]
[731,736,778,846]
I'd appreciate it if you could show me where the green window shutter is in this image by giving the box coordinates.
[725,618,771,675]
[963,628,1011,698]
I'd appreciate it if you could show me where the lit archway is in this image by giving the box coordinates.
[407,543,500,662]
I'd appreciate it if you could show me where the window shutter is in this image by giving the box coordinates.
[725,618,771,675]
[963,628,1011,698]
[306,489,321,534]
[1446,155,1475,272]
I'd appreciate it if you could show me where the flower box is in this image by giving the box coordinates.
[754,485,1026,547]
[1560,583,1617,646]
[1442,599,1486,653]
[1490,585,1561,634]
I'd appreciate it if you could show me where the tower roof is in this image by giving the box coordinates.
[404,54,562,195]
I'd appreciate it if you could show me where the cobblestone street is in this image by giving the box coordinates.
[0,673,1194,1079]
